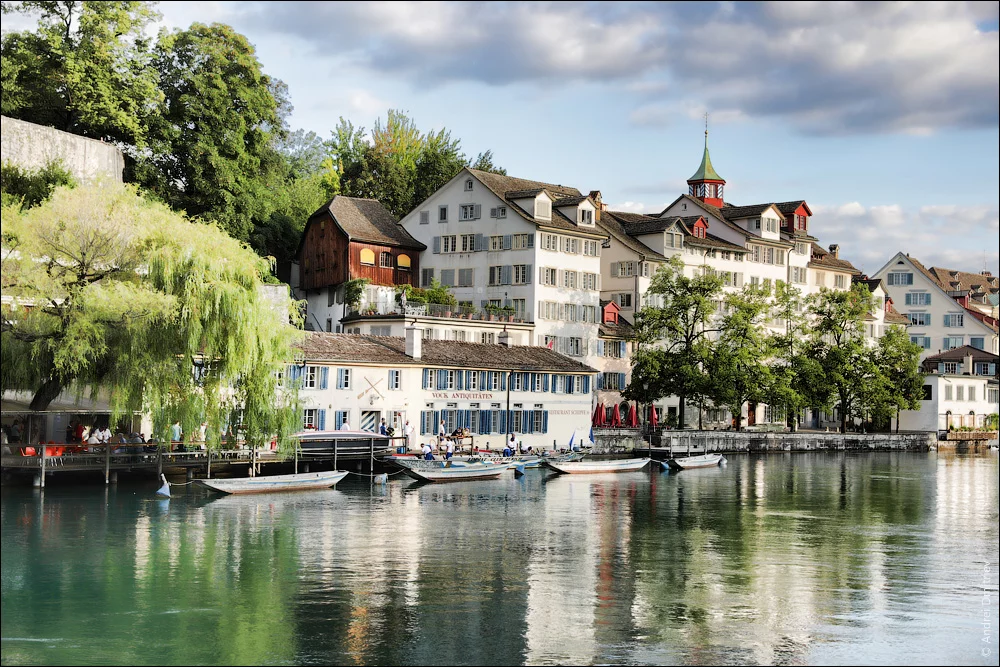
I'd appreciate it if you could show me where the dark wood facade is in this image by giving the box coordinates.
[300,212,419,292]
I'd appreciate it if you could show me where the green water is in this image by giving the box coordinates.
[2,452,998,666]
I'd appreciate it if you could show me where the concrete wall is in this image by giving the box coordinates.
[1,116,124,183]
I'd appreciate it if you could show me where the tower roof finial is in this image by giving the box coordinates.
[689,111,723,183]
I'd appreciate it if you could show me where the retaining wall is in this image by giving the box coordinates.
[595,430,936,453]
[1,116,124,183]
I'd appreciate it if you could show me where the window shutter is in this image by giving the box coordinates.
[524,264,533,282]
[480,409,490,434]
[422,368,429,389]
[597,372,604,390]
[583,376,590,394]
[542,411,548,434]
[502,265,512,285]
[336,368,345,389]
[735,272,743,287]
[527,235,534,248]
[503,235,512,250]
[474,204,482,219]
[597,340,605,356]
[499,410,508,434]
[456,370,464,391]
[320,367,329,390]
[543,373,550,391]
[476,233,487,251]
[437,370,447,390]
[490,207,497,218]
[619,372,626,390]
[926,314,931,325]
[433,411,440,431]
[334,411,344,430]
[988,363,996,376]
[318,409,326,431]
[926,294,931,304]
[938,362,945,373]
[522,410,531,434]
[500,372,507,391]
[433,237,441,254]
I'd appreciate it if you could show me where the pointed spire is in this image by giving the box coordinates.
[689,113,723,183]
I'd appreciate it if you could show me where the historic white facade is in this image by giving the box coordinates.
[897,347,999,432]
[872,252,1000,358]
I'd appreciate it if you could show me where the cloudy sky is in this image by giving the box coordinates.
[11,1,1000,274]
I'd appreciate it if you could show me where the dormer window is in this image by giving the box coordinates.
[536,199,551,220]
[579,209,594,225]
[464,178,473,191]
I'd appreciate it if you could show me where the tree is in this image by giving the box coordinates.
[767,280,808,429]
[1,160,75,209]
[1,1,162,147]
[412,128,466,210]
[709,284,773,431]
[133,22,287,243]
[804,284,877,433]
[625,257,722,428]
[873,325,924,432]
[275,129,328,179]
[470,150,507,175]
[1,183,302,448]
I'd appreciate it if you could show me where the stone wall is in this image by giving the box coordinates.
[595,429,936,453]
[1,116,124,183]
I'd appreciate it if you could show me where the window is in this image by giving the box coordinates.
[943,314,964,328]
[956,385,965,401]
[791,267,807,284]
[922,384,932,400]
[583,240,600,256]
[336,367,351,389]
[908,313,931,326]
[564,238,580,254]
[944,385,953,400]
[969,386,976,402]
[303,409,318,430]
[490,205,507,219]
[910,336,931,349]
[536,199,551,220]
[489,265,511,286]
[370,326,391,337]
[360,248,375,265]
[533,407,544,433]
[540,233,558,251]
[582,273,599,290]
[440,269,455,287]
[388,369,400,390]
[512,233,530,250]
[464,178,473,191]
[834,274,846,289]
[458,268,474,287]
[905,292,931,306]
[325,318,333,332]
[533,374,543,392]
[943,337,964,349]
[442,236,458,253]
[566,337,583,356]
[438,205,448,222]
[563,270,578,289]
[481,332,495,345]
[796,242,808,255]
[460,234,476,252]
[304,366,318,389]
[579,209,594,225]
[615,293,633,308]
[887,272,913,286]
[397,254,411,270]
[490,235,504,251]
[379,252,393,268]
[514,265,529,284]
[459,204,479,220]
[540,267,557,286]
[420,268,434,287]
[420,210,430,225]
[543,335,557,349]
[512,373,524,391]
[974,361,992,375]
[467,372,479,390]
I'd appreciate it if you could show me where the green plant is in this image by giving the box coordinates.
[343,278,369,310]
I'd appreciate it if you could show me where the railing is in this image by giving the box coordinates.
[347,302,529,323]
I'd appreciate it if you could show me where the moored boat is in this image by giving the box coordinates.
[291,429,393,456]
[545,457,650,474]
[662,453,725,471]
[403,461,510,482]
[194,470,349,494]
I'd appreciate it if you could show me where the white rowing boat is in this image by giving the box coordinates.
[194,470,349,494]
[403,461,510,482]
[545,457,651,474]
[662,453,725,471]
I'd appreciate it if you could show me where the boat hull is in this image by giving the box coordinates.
[403,462,509,482]
[194,471,349,495]
[663,454,724,471]
[545,458,650,474]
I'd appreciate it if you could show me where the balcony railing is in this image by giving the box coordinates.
[347,302,529,323]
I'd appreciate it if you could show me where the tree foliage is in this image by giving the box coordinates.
[1,183,302,448]
[1,160,75,209]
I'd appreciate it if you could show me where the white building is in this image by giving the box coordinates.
[293,328,597,451]
[898,346,999,432]
[872,253,1000,358]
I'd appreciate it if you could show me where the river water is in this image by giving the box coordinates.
[2,451,998,666]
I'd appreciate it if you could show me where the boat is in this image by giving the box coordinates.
[291,429,393,456]
[194,470,349,495]
[544,457,650,474]
[402,461,510,483]
[662,453,725,471]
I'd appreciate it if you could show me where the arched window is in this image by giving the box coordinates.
[397,254,411,270]
[379,251,392,268]
[360,248,375,265]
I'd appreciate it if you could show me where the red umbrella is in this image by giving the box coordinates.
[650,404,659,428]
[592,402,605,427]
[610,403,622,427]
[626,403,638,428]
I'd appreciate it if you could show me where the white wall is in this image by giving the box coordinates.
[898,374,998,431]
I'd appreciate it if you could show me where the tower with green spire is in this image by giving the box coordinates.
[687,115,726,208]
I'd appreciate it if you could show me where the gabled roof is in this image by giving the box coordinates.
[808,243,860,273]
[926,266,1000,300]
[852,277,885,294]
[688,142,724,182]
[686,234,749,253]
[301,196,426,255]
[883,305,911,325]
[921,345,999,372]
[618,213,692,236]
[299,332,597,373]
[719,203,781,219]
[505,188,549,199]
[600,318,635,340]
[774,200,812,216]
[553,195,590,207]
[598,211,668,262]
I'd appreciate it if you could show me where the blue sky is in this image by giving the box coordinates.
[8,1,999,274]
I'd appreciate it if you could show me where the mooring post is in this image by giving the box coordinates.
[207,448,212,479]
[294,444,298,474]
[39,444,47,489]
[186,467,193,482]
[157,446,163,477]
[104,442,111,485]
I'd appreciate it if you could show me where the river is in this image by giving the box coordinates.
[2,451,998,665]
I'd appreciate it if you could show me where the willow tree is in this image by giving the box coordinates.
[1,183,302,448]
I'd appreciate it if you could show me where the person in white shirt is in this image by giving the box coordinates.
[403,420,414,451]
[339,418,351,431]
[421,442,434,460]
[445,439,455,460]
[97,426,112,444]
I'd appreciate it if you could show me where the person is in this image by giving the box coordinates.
[379,418,388,436]
[65,421,75,444]
[74,420,85,444]
[199,421,208,444]
[509,433,517,453]
[10,419,22,444]
[339,417,351,431]
[421,441,434,460]
[502,435,514,458]
[445,439,455,460]
[97,424,112,445]
[170,421,182,451]
[403,420,414,451]
[438,419,447,447]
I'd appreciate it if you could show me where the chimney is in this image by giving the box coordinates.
[963,352,973,375]
[405,325,422,360]
[589,190,604,220]
[828,243,840,258]
[498,329,512,348]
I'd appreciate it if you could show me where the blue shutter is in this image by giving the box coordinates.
[543,374,550,391]
[456,370,464,391]
[503,234,512,250]
[583,376,590,393]
[320,367,329,390]
[542,411,548,434]
[619,373,626,391]
[433,237,441,253]
[530,373,537,392]
[481,410,491,435]
[420,411,428,435]
[597,372,604,390]
[500,372,507,391]
[522,410,530,434]
[437,370,446,390]
[988,363,996,376]
[499,410,508,434]
[926,294,931,304]
[336,368,344,389]
[938,363,945,373]
[522,372,530,390]
[318,409,326,431]
[598,340,605,356]
[433,411,440,431]
[334,411,344,430]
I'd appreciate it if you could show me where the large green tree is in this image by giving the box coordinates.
[1,183,302,447]
[767,280,809,429]
[872,325,924,432]
[625,257,722,428]
[133,22,287,243]
[709,284,773,431]
[1,1,162,147]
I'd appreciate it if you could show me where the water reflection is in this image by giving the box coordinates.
[1,452,997,666]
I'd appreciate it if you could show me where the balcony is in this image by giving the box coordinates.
[345,302,530,323]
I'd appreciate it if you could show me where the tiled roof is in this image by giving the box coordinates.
[883,307,911,325]
[597,212,668,262]
[299,332,597,372]
[774,200,810,215]
[720,203,777,219]
[853,277,884,293]
[927,266,1000,299]
[309,196,426,250]
[687,233,749,252]
[921,345,999,371]
[505,188,547,199]
[599,318,635,339]
[553,195,589,206]
[809,243,860,273]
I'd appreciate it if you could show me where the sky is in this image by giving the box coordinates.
[8,1,1000,275]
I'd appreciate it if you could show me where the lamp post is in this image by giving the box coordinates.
[643,381,650,455]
